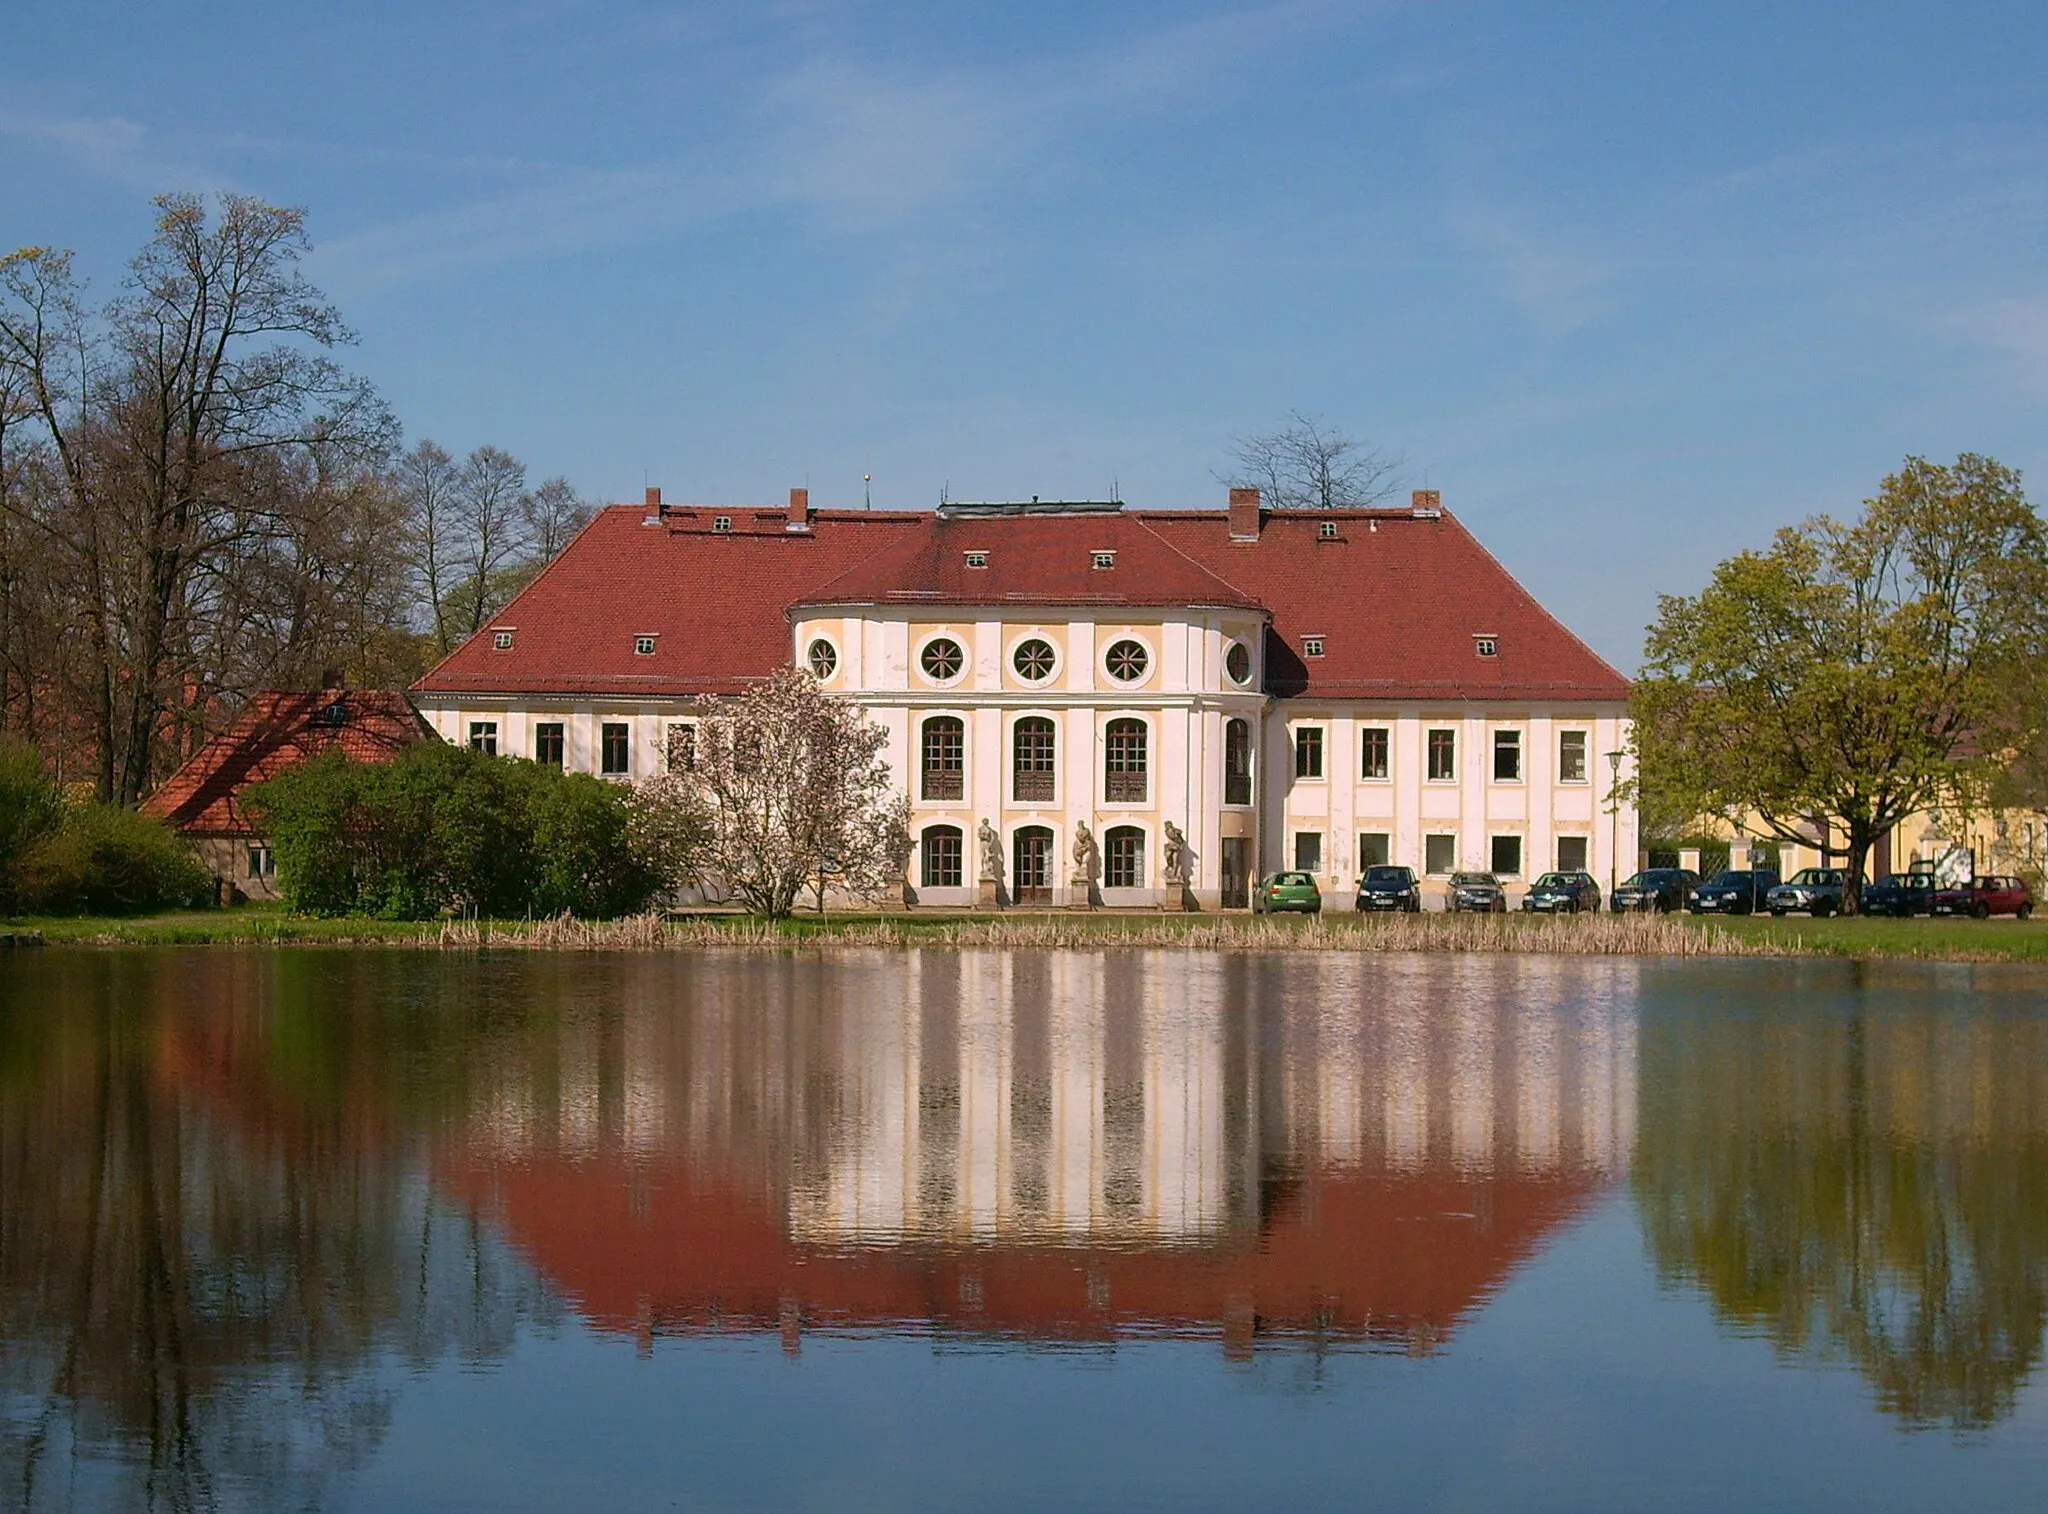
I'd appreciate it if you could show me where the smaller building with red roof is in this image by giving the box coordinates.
[143,689,431,899]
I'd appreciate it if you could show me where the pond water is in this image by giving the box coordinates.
[2,949,2046,1512]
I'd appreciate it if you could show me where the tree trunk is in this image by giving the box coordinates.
[1841,821,1878,916]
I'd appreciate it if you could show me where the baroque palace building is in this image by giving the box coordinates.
[410,485,1635,908]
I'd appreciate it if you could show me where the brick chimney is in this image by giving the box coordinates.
[645,485,662,510]
[1228,486,1262,541]
[787,486,811,531]
[1411,488,1441,514]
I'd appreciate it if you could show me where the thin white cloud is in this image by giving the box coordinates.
[0,109,240,196]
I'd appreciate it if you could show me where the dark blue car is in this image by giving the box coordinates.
[1689,869,1780,915]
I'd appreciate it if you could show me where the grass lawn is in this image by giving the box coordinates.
[1674,910,2048,961]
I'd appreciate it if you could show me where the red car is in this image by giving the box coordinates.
[1931,876,2035,920]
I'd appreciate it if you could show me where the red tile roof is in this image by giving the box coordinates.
[792,509,1262,613]
[414,505,921,698]
[414,501,1628,703]
[142,689,431,837]
[1147,508,1630,702]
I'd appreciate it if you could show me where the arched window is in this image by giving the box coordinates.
[1224,718,1251,806]
[1013,825,1055,903]
[1013,717,1056,803]
[922,716,964,801]
[1105,826,1145,889]
[1105,718,1147,803]
[921,825,964,888]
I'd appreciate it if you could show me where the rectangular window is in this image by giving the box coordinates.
[1294,832,1323,873]
[1559,730,1589,783]
[1360,726,1389,780]
[1491,834,1524,877]
[1092,550,1116,569]
[922,718,965,801]
[965,550,989,568]
[468,721,497,756]
[634,635,656,656]
[922,828,963,888]
[1425,833,1457,875]
[534,723,564,768]
[1224,719,1252,806]
[1427,728,1456,782]
[601,722,630,776]
[1105,720,1148,803]
[1294,726,1324,780]
[1302,636,1325,657]
[1013,719,1056,804]
[666,724,696,772]
[1105,829,1145,888]
[1493,729,1523,782]
[1358,832,1390,870]
[247,844,274,880]
[1557,835,1590,872]
[492,629,514,650]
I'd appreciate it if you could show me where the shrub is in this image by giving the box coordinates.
[0,741,65,908]
[16,803,212,915]
[249,742,663,920]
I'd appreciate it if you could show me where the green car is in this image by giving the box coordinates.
[1254,871,1322,914]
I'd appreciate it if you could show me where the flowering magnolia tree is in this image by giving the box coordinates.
[631,665,910,917]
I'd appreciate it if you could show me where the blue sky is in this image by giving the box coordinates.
[6,0,2046,665]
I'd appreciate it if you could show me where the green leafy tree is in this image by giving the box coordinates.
[1631,455,2048,911]
[0,738,62,904]
[250,743,665,919]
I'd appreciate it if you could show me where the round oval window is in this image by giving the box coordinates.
[920,637,965,681]
[1105,639,1149,683]
[807,638,838,679]
[1226,641,1251,685]
[1013,638,1056,681]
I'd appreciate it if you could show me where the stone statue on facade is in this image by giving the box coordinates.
[1163,820,1190,886]
[978,818,1003,883]
[1071,821,1099,883]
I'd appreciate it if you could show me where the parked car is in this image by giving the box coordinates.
[1611,868,1699,913]
[1521,871,1602,913]
[1254,871,1322,914]
[1861,872,1938,917]
[1446,871,1508,913]
[1932,876,2035,920]
[1689,869,1780,915]
[1355,865,1422,913]
[1767,868,1846,917]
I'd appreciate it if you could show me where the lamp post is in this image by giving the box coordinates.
[1605,749,1626,902]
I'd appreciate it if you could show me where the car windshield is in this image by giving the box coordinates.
[1532,873,1572,889]
[1789,869,1841,885]
[1706,871,1753,886]
[1364,867,1408,885]
[1451,873,1497,886]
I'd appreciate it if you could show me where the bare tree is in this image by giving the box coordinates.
[522,475,593,563]
[630,666,910,917]
[449,445,531,638]
[1219,410,1403,509]
[0,195,392,803]
[398,438,461,654]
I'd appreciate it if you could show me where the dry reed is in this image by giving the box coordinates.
[433,910,1797,957]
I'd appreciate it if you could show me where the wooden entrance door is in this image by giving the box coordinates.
[1014,826,1054,905]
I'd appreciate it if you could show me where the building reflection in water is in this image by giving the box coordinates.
[439,952,1637,1356]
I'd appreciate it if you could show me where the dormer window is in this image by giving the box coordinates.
[492,629,514,651]
[1474,636,1498,658]
[712,515,732,533]
[634,634,657,656]
[1302,636,1326,658]
[964,550,989,569]
[1319,520,1339,540]
[1092,550,1116,570]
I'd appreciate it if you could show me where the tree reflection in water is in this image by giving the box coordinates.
[0,953,556,1514]
[1632,969,2048,1431]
